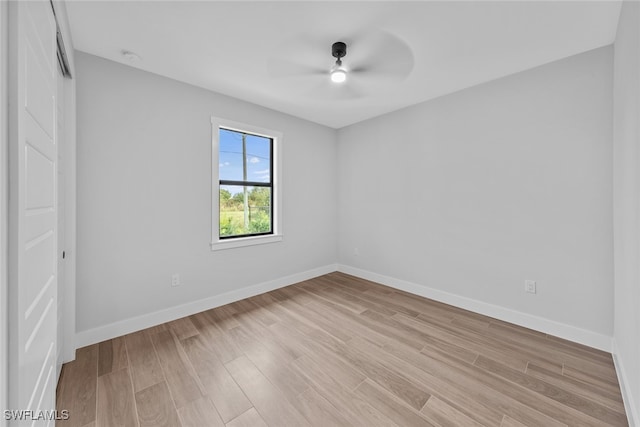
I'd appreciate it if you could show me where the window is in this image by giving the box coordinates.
[211,117,282,250]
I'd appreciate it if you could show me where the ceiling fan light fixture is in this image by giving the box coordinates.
[330,65,347,83]
[330,42,347,83]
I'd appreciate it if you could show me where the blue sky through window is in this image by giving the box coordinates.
[219,128,271,194]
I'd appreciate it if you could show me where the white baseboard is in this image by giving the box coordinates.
[75,264,338,348]
[612,339,638,427]
[77,262,613,354]
[337,264,613,352]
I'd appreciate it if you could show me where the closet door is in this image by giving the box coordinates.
[8,1,58,422]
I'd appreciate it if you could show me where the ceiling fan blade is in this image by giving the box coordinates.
[349,65,371,74]
[267,33,332,79]
[346,29,414,81]
[346,73,387,97]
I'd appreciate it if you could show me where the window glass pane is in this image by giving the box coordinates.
[245,134,271,183]
[219,128,271,183]
[219,128,244,182]
[219,185,271,237]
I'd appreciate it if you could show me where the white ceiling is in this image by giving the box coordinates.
[66,1,622,129]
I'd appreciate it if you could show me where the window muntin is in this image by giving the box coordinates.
[218,128,273,239]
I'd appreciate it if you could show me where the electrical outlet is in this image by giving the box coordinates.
[525,280,536,294]
[171,273,180,287]
[354,247,360,256]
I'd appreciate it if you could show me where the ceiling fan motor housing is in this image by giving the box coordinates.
[332,41,347,59]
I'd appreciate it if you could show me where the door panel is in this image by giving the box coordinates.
[25,145,55,209]
[23,211,55,244]
[22,234,54,314]
[25,45,55,140]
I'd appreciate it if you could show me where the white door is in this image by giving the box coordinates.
[8,0,58,423]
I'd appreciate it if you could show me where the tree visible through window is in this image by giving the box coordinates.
[218,128,273,238]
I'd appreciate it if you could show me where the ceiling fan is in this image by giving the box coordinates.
[329,41,348,83]
[267,30,414,99]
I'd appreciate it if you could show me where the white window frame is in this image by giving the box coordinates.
[210,116,283,251]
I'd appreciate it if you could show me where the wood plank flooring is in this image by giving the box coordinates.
[56,272,629,426]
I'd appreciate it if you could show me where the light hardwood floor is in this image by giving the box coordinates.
[56,272,629,426]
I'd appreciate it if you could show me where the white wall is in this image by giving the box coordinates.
[613,1,640,424]
[338,47,614,345]
[75,52,337,342]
